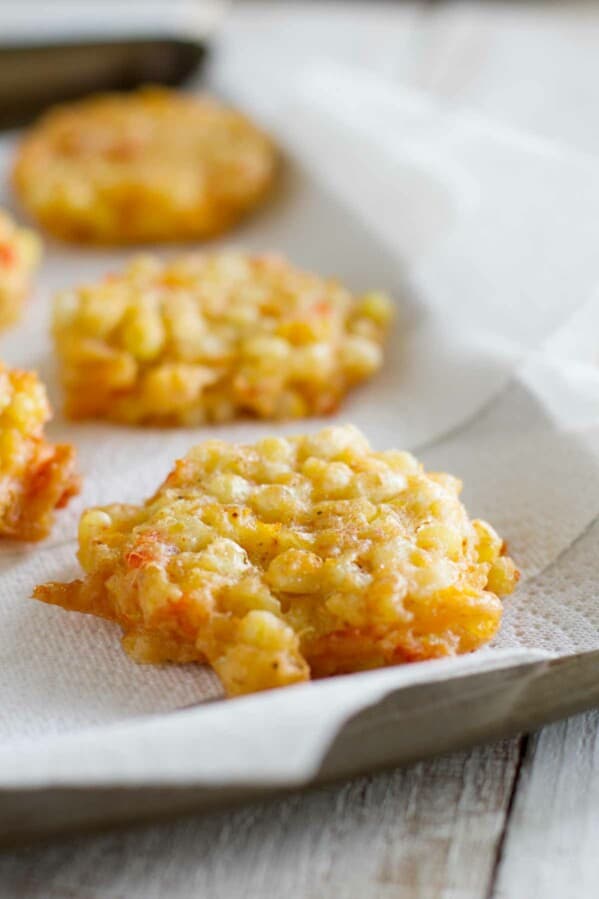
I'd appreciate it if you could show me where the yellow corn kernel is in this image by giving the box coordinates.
[120,304,165,360]
[474,519,504,563]
[266,548,323,593]
[417,523,463,560]
[355,291,394,325]
[340,335,383,378]
[486,556,519,596]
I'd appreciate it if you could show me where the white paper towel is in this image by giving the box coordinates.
[1,62,598,789]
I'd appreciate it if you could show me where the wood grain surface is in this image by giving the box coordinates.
[2,3,599,897]
[0,740,522,899]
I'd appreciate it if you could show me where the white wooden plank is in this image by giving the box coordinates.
[493,712,599,899]
[0,741,520,899]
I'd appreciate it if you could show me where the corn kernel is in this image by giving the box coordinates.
[474,519,503,563]
[340,336,382,378]
[417,524,462,559]
[487,556,520,596]
[120,304,165,361]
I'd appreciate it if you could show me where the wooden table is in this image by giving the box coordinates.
[2,4,598,896]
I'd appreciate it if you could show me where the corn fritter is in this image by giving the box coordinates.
[53,253,394,425]
[34,425,518,694]
[0,363,79,540]
[13,88,277,244]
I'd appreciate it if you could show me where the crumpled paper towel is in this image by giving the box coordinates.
[0,61,599,791]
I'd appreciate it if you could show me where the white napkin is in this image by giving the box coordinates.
[1,62,599,789]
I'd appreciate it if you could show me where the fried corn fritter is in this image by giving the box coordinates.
[34,426,518,695]
[0,364,79,540]
[52,253,394,424]
[13,88,276,244]
[0,210,41,330]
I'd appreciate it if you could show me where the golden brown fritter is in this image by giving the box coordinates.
[52,253,393,425]
[13,88,277,244]
[0,363,79,540]
[34,426,518,695]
